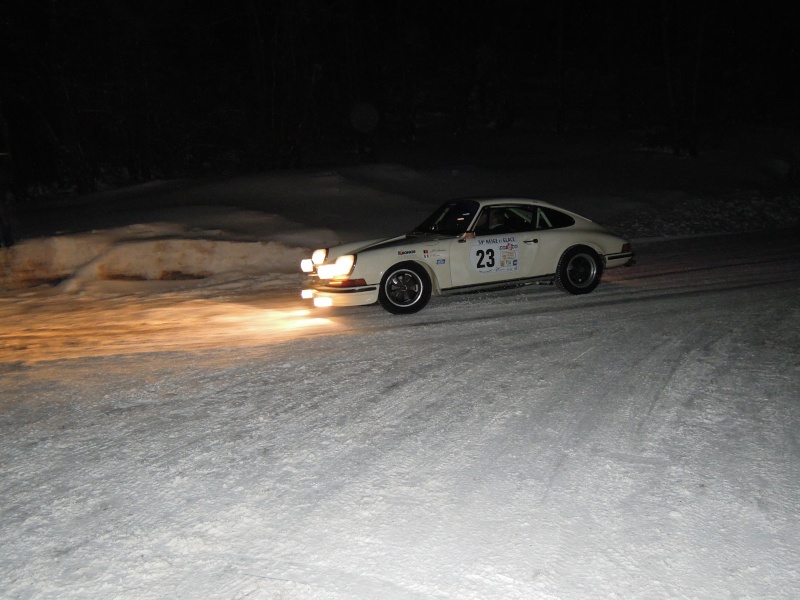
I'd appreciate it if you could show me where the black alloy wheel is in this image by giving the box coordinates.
[555,245,603,295]
[378,262,432,314]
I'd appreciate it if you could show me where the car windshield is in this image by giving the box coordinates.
[410,200,480,236]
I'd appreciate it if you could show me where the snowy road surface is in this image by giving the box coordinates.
[2,230,799,599]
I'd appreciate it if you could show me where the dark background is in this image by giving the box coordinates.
[1,0,798,196]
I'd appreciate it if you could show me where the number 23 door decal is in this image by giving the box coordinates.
[471,236,520,274]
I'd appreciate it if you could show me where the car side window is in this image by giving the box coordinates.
[507,206,535,232]
[473,206,535,235]
[534,207,575,230]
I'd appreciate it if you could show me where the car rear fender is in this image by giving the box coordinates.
[582,241,606,260]
[537,232,606,269]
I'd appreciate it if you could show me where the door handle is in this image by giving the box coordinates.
[524,239,538,244]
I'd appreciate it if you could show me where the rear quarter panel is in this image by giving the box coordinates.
[535,226,626,273]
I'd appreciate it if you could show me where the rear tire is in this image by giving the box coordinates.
[555,246,603,295]
[378,262,431,314]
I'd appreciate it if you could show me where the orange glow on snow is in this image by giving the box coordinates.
[0,296,337,363]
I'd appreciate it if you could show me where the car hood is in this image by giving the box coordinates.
[326,233,452,259]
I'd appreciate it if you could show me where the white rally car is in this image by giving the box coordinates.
[300,198,635,314]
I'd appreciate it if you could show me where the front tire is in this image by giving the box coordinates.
[555,246,603,295]
[378,262,431,314]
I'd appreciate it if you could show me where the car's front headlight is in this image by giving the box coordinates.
[301,248,329,273]
[317,254,356,280]
[312,248,328,265]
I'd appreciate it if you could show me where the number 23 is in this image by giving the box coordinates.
[476,248,495,268]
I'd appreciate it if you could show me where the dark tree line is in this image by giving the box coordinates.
[0,0,797,197]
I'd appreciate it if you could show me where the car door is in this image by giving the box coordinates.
[447,204,540,289]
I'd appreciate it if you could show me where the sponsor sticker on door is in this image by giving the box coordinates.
[471,237,519,274]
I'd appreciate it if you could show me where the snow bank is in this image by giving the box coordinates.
[0,211,341,292]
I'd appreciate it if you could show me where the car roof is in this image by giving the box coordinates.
[469,197,572,211]
[465,197,592,223]
[464,197,554,207]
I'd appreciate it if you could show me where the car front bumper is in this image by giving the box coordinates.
[301,282,379,308]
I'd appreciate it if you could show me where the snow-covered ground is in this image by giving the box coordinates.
[1,128,800,598]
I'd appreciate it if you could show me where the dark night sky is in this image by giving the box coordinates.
[0,1,798,191]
